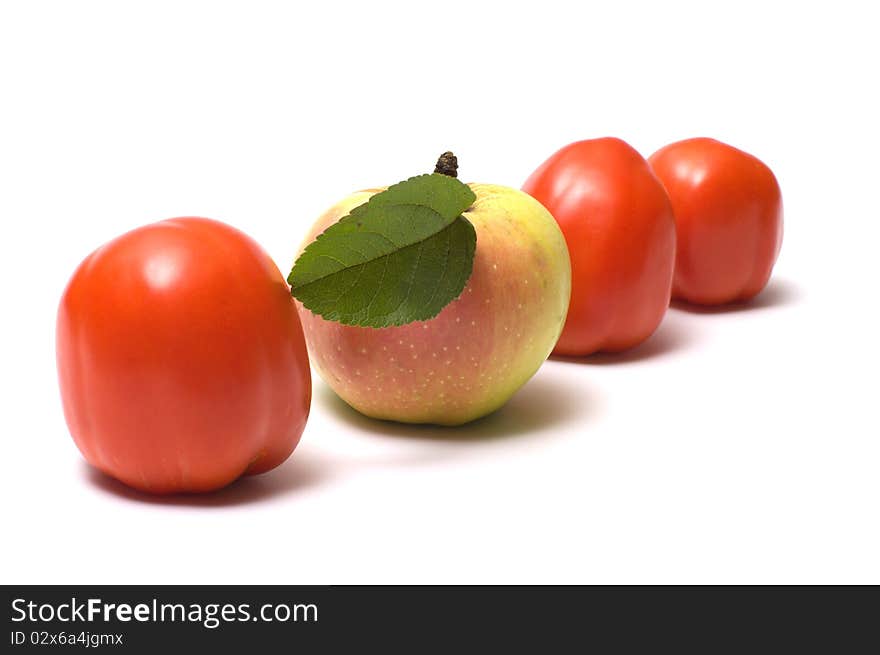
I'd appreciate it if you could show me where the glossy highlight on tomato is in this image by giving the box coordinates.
[56,217,311,494]
[523,137,676,356]
[648,138,783,305]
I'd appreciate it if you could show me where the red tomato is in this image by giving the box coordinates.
[523,138,676,355]
[648,138,783,305]
[56,217,311,494]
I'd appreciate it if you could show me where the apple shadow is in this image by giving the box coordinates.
[551,311,696,366]
[671,278,800,315]
[318,370,597,443]
[80,449,332,508]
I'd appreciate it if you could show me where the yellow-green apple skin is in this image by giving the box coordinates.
[295,183,571,425]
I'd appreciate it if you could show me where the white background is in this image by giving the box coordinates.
[1,0,878,584]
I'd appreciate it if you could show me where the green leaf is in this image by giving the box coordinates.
[288,173,477,328]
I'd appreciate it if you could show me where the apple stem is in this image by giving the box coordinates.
[433,152,458,178]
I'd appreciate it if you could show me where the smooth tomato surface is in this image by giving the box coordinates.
[649,138,783,305]
[523,138,676,355]
[57,217,311,494]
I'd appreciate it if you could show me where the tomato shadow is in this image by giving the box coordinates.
[318,369,598,443]
[671,278,800,315]
[80,449,332,507]
[550,310,696,366]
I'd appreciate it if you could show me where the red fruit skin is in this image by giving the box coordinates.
[648,137,783,305]
[56,217,311,494]
[523,137,676,356]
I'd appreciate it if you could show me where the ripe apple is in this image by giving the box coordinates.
[295,184,571,425]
